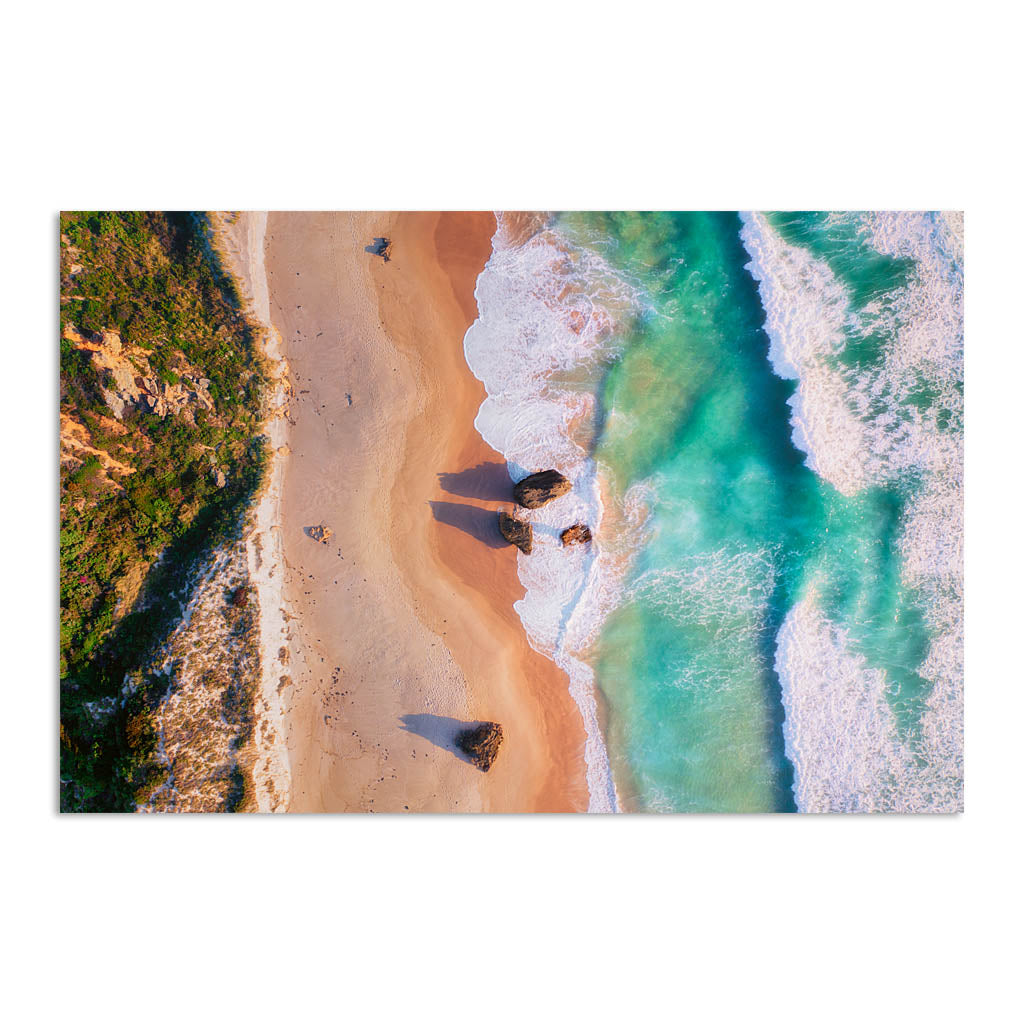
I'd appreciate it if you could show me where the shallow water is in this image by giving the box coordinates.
[464,211,963,813]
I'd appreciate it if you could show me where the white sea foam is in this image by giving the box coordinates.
[776,593,961,812]
[464,216,647,812]
[742,211,964,811]
[859,210,964,605]
[629,545,779,700]
[630,546,779,631]
[739,211,874,495]
[861,211,964,813]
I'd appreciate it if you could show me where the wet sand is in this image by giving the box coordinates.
[262,211,588,812]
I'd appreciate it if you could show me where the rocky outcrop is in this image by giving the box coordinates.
[63,324,215,422]
[455,722,504,772]
[513,469,571,509]
[560,523,592,546]
[307,524,332,544]
[498,511,533,554]
[366,237,392,262]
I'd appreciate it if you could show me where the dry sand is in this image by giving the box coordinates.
[212,211,292,811]
[259,211,588,812]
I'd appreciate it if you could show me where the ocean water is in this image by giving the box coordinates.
[463,211,963,813]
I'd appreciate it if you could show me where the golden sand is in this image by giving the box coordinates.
[260,212,587,812]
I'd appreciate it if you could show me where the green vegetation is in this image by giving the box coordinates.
[59,212,268,812]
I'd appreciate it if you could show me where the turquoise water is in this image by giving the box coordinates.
[465,211,963,812]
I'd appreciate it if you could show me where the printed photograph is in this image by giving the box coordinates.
[58,211,964,813]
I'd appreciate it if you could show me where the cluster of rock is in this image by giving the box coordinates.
[476,472,590,773]
[307,524,333,544]
[63,325,215,422]
[455,722,504,772]
[495,470,593,556]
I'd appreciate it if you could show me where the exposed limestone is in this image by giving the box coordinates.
[99,388,127,420]
[560,523,592,546]
[455,722,504,772]
[513,469,572,509]
[63,324,215,422]
[498,511,533,554]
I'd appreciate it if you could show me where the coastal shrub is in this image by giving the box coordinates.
[59,211,269,812]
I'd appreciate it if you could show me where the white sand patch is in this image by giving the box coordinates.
[213,211,293,812]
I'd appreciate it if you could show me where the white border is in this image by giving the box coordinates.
[7,2,1020,1021]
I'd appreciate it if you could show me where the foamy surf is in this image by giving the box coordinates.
[776,593,961,812]
[464,215,648,813]
[739,211,873,495]
[742,210,963,811]
[463,210,961,813]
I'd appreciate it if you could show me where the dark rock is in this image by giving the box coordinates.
[455,722,504,772]
[560,523,592,546]
[513,469,571,509]
[498,511,533,554]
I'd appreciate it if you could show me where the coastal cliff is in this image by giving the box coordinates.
[59,212,270,812]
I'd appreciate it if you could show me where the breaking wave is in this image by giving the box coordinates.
[742,211,963,811]
[464,215,649,812]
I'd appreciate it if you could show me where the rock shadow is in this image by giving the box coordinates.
[429,500,508,549]
[399,713,484,767]
[364,237,391,260]
[437,461,513,501]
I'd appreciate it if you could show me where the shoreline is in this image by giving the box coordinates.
[378,212,590,811]
[256,211,587,812]
[212,212,294,811]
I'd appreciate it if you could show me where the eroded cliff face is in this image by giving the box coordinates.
[60,323,234,501]
[59,412,137,490]
[62,325,215,422]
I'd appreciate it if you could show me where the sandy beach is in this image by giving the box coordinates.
[241,211,587,812]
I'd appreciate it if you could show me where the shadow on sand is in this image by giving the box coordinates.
[437,461,513,502]
[364,237,391,260]
[302,524,332,544]
[399,713,484,766]
[429,500,508,549]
